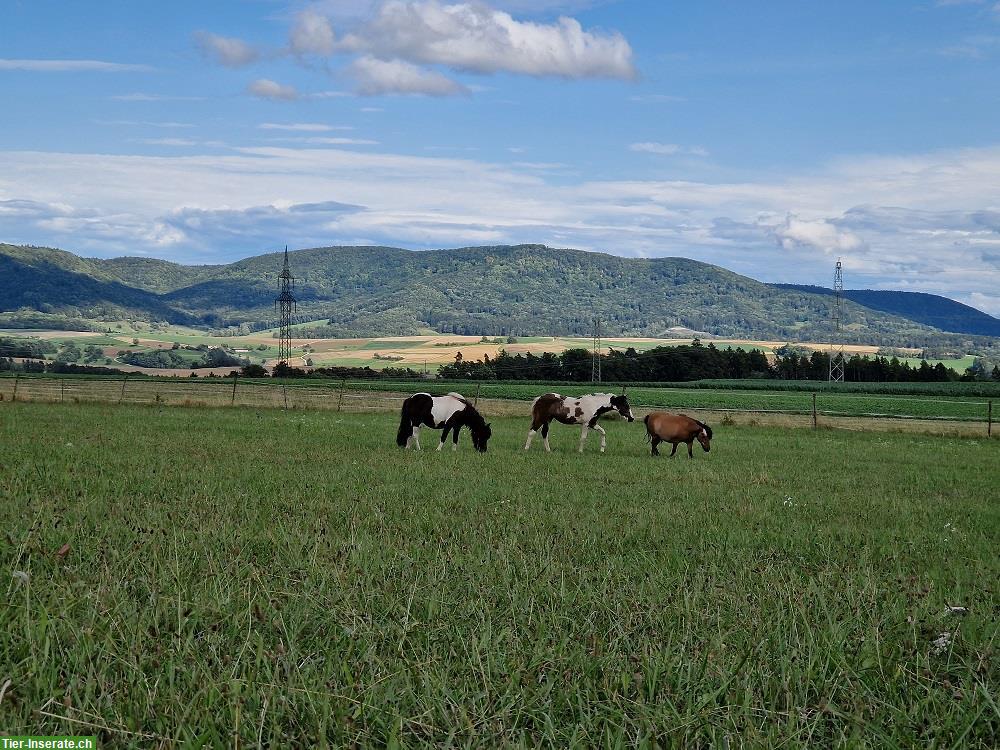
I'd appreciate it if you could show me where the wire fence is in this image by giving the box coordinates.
[0,374,994,437]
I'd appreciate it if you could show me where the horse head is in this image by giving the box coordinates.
[696,422,712,452]
[610,394,635,422]
[470,420,492,452]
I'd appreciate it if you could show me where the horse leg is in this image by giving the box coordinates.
[578,424,590,453]
[651,437,661,456]
[452,424,460,451]
[525,417,544,450]
[412,426,421,450]
[592,423,607,453]
[541,422,551,452]
[687,440,694,458]
[437,425,450,451]
[669,442,678,457]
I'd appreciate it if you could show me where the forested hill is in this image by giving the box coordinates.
[772,284,1000,337]
[1,242,996,346]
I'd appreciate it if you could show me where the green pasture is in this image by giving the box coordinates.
[321,380,997,422]
[900,355,978,372]
[355,340,428,350]
[1,402,997,746]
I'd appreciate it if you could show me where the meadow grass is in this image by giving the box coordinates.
[0,402,997,747]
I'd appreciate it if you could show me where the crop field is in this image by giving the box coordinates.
[8,327,979,375]
[1,402,997,746]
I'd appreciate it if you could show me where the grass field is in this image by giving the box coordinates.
[3,374,998,426]
[1,402,997,746]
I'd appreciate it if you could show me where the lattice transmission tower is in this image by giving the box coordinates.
[829,259,845,383]
[591,317,602,383]
[275,246,297,367]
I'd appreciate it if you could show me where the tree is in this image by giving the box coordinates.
[240,364,268,378]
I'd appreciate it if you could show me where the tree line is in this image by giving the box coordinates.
[437,342,999,383]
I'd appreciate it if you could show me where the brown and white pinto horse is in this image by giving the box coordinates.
[643,412,712,458]
[525,392,635,453]
[397,392,492,452]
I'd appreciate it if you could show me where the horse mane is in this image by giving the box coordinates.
[695,419,713,439]
[463,403,489,433]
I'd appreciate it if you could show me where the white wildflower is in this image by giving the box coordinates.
[931,632,953,655]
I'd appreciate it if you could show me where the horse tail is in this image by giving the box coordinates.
[643,413,652,442]
[396,401,412,447]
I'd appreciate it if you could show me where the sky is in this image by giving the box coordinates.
[1,0,1000,315]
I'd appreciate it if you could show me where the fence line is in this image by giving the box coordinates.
[1,374,995,436]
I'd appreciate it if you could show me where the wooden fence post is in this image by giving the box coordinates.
[60,379,65,403]
[474,383,481,406]
[989,400,993,438]
[12,374,19,402]
[282,384,288,410]
[812,393,817,429]
[337,379,346,412]
[119,374,129,404]
[231,374,239,406]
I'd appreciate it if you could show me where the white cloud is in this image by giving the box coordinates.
[772,215,865,254]
[309,90,352,98]
[97,119,194,128]
[259,122,353,131]
[349,56,466,96]
[289,9,337,56]
[134,138,201,146]
[0,59,152,72]
[248,79,299,100]
[194,32,259,67]
[109,93,206,102]
[940,34,1000,58]
[629,142,708,157]
[338,0,635,79]
[269,137,379,145]
[0,143,998,311]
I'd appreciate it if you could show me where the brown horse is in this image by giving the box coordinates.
[643,412,712,457]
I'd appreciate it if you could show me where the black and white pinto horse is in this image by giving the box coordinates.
[397,392,492,452]
[525,392,635,453]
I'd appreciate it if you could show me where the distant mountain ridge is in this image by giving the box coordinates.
[0,242,996,346]
[771,284,1000,337]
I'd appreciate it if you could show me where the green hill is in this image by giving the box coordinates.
[772,284,1000,337]
[1,242,996,347]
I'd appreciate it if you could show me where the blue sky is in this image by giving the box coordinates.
[2,0,1000,315]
